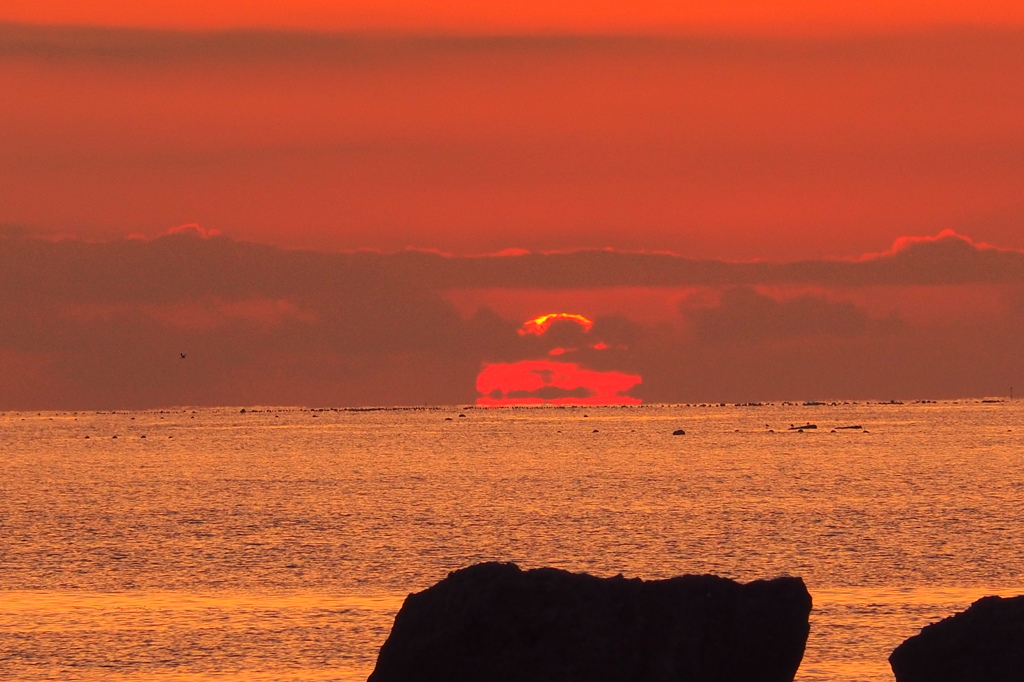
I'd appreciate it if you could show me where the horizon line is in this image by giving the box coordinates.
[2,396,1015,413]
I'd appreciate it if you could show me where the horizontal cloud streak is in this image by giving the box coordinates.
[2,231,1020,309]
[417,232,1024,288]
[7,25,1024,62]
[683,288,896,341]
[0,230,1021,409]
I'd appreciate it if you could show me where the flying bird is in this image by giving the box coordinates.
[180,353,187,359]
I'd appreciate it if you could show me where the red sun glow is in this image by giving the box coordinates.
[478,312,641,406]
[518,313,594,336]
[476,361,641,406]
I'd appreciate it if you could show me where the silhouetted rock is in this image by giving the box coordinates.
[672,429,686,435]
[889,594,1024,682]
[367,562,811,682]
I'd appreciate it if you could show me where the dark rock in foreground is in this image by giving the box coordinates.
[890,594,1024,682]
[367,562,811,682]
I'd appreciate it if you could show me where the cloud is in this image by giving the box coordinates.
[851,230,1024,284]
[682,288,898,342]
[163,223,222,239]
[0,231,483,408]
[346,231,1024,291]
[629,282,1021,403]
[877,229,997,257]
[0,24,421,63]
[0,231,1021,408]
[64,298,314,330]
[1,229,1018,308]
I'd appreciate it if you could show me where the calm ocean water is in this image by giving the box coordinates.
[2,402,1023,681]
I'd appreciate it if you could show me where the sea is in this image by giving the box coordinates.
[2,401,1022,681]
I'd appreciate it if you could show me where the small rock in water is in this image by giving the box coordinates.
[672,429,686,435]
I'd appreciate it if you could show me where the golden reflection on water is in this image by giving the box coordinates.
[802,587,1024,680]
[2,402,1023,680]
[0,590,404,680]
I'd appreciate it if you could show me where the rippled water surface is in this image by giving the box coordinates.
[2,402,1023,680]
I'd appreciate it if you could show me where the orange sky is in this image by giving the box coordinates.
[5,0,1024,33]
[4,26,1024,260]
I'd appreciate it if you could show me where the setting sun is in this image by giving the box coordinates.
[477,312,641,405]
[518,313,595,337]
[475,360,642,406]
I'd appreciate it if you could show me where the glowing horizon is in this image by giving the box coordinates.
[518,313,595,337]
[475,360,642,407]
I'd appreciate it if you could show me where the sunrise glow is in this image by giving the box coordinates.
[475,360,642,406]
[474,311,641,405]
[518,313,595,337]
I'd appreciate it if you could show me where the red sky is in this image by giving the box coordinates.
[6,1,1024,33]
[1,3,1022,407]
[4,26,1024,260]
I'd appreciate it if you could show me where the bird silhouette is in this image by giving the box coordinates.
[180,353,187,359]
